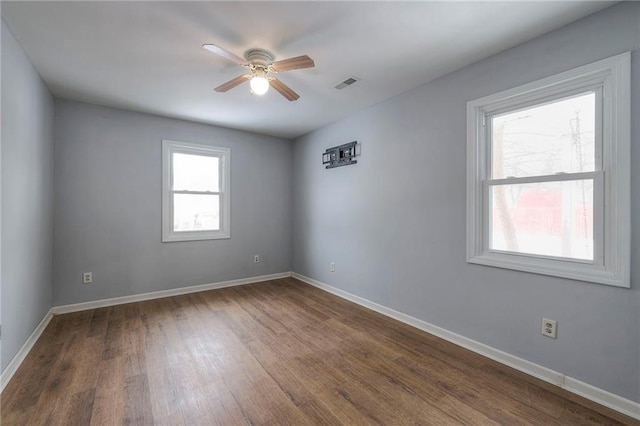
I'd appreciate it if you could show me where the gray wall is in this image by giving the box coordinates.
[53,101,293,305]
[1,20,55,371]
[293,3,640,402]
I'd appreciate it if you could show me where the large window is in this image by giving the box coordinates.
[466,53,630,287]
[162,140,230,242]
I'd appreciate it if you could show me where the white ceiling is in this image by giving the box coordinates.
[2,1,612,139]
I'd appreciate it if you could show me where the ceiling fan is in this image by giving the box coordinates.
[202,44,315,101]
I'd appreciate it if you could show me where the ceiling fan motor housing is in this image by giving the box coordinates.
[245,49,274,68]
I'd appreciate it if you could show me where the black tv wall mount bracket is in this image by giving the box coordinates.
[322,141,358,169]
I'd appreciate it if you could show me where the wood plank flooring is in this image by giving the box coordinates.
[2,277,636,425]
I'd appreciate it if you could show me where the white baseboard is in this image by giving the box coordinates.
[564,377,640,421]
[52,272,293,314]
[292,272,640,420]
[1,309,53,393]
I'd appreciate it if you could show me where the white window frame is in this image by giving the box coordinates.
[162,140,230,242]
[466,53,630,288]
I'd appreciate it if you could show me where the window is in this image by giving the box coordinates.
[467,53,630,287]
[162,140,230,242]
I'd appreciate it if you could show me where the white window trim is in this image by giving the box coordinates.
[466,53,630,288]
[162,140,231,242]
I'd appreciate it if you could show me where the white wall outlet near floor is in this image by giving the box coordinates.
[254,255,260,263]
[330,262,335,272]
[82,272,93,284]
[542,318,557,339]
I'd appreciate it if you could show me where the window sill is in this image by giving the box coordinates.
[467,252,628,288]
[162,231,230,243]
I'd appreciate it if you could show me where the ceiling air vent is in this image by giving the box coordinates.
[335,77,360,90]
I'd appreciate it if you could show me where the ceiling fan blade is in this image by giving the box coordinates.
[270,55,315,72]
[214,74,250,92]
[202,44,247,66]
[269,78,300,101]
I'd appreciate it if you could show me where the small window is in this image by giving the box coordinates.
[467,53,630,287]
[162,140,230,242]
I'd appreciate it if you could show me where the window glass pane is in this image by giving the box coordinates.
[490,179,593,260]
[173,194,220,231]
[492,93,596,179]
[173,153,219,192]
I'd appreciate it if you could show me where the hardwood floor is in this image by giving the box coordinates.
[2,277,636,425]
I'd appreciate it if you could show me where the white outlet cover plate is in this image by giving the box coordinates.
[542,318,557,338]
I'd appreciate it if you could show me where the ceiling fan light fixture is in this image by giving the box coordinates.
[250,69,269,95]
[205,44,313,101]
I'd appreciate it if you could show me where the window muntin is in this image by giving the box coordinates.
[467,53,630,287]
[162,140,230,242]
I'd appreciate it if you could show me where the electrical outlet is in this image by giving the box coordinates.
[542,318,557,339]
[330,262,335,272]
[82,272,93,284]
[254,255,260,263]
